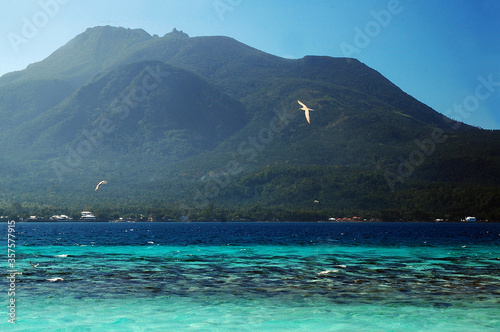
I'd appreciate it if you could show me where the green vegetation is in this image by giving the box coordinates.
[0,26,498,221]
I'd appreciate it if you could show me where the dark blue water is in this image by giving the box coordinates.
[13,221,500,247]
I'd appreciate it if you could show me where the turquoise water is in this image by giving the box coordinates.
[3,222,500,331]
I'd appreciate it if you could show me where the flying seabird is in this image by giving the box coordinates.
[95,180,107,191]
[30,261,39,268]
[298,100,314,124]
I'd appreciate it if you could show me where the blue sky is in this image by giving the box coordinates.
[1,0,499,129]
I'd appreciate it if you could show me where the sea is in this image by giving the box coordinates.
[2,221,499,331]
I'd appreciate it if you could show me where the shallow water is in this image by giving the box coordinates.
[2,222,500,331]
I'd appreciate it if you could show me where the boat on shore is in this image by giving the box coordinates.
[80,211,97,221]
[50,214,73,221]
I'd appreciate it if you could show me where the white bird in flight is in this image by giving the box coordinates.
[30,261,39,268]
[95,180,107,191]
[298,100,314,124]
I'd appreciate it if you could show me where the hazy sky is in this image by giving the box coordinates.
[1,0,499,129]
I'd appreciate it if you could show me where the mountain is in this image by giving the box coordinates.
[0,26,153,86]
[6,61,247,159]
[0,26,153,132]
[0,26,498,221]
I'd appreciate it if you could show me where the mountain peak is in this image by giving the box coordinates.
[164,28,189,38]
[83,25,152,40]
[14,25,154,85]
